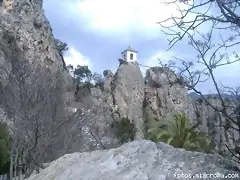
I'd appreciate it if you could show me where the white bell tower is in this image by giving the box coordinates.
[3,0,13,11]
[121,46,138,62]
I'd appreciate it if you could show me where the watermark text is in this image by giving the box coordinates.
[174,172,239,179]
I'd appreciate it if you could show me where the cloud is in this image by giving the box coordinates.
[64,47,93,70]
[66,0,186,38]
[43,0,238,94]
[44,0,208,41]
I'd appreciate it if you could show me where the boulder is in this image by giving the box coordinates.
[27,140,240,180]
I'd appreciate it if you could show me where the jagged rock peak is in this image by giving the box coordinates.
[145,66,185,88]
[111,62,145,139]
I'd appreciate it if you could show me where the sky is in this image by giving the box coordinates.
[43,0,240,94]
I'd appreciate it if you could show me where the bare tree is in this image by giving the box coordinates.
[76,107,108,150]
[0,31,70,179]
[157,0,240,162]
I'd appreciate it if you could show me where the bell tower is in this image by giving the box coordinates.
[3,0,13,11]
[121,46,138,62]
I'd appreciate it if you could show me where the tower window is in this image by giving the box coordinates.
[124,54,126,60]
[130,53,133,60]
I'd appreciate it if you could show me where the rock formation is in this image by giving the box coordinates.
[27,140,240,180]
[0,1,239,178]
[194,98,239,156]
[96,64,239,158]
[0,0,72,90]
[142,66,239,156]
[111,62,145,139]
[144,67,196,124]
[0,0,74,162]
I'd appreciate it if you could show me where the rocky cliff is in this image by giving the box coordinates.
[80,62,239,158]
[0,0,239,177]
[195,98,239,156]
[50,62,202,157]
[111,62,145,139]
[0,0,72,89]
[0,0,236,157]
[143,67,196,123]
[0,0,74,162]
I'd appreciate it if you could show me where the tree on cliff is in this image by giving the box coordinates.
[103,69,112,77]
[74,65,92,83]
[54,39,68,56]
[54,38,68,70]
[68,64,104,90]
[158,0,240,162]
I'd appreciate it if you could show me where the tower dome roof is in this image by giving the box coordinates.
[121,45,138,54]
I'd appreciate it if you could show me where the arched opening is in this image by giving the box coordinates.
[124,54,126,60]
[130,53,133,60]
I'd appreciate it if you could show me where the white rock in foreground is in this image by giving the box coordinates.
[27,140,240,180]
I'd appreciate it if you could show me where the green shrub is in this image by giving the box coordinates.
[0,122,11,175]
[111,118,136,144]
[103,70,110,77]
[147,113,212,153]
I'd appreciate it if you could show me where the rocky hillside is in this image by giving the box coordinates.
[0,0,237,158]
[0,1,239,179]
[77,62,239,157]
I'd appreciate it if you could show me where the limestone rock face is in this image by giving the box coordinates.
[27,140,240,180]
[143,67,239,156]
[145,67,179,87]
[0,0,76,161]
[144,67,196,124]
[0,0,72,89]
[112,62,145,139]
[194,98,240,156]
[0,44,12,86]
[103,70,114,93]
